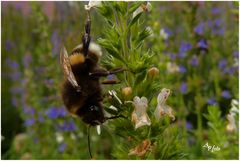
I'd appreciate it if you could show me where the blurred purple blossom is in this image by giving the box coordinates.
[168,53,177,61]
[10,87,24,95]
[189,55,199,67]
[233,51,239,59]
[5,40,16,51]
[6,58,19,69]
[221,90,231,99]
[9,72,22,81]
[197,39,208,49]
[179,41,192,58]
[23,53,32,68]
[212,28,225,36]
[179,65,187,73]
[194,23,205,35]
[218,59,227,70]
[162,27,173,37]
[23,106,35,115]
[24,118,35,127]
[223,66,237,75]
[45,106,67,119]
[107,74,115,80]
[207,97,217,105]
[38,115,45,123]
[214,19,223,27]
[186,121,193,130]
[58,143,67,153]
[211,7,222,15]
[11,96,18,107]
[180,82,188,94]
[57,120,77,132]
[51,30,61,56]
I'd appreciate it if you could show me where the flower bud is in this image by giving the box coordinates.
[147,67,159,78]
[122,87,132,97]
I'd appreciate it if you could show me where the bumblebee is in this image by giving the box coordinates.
[60,13,124,126]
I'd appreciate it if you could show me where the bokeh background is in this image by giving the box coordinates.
[1,1,239,159]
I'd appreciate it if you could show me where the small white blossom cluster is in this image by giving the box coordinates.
[226,99,239,133]
[126,88,175,130]
[133,2,152,18]
[84,0,102,11]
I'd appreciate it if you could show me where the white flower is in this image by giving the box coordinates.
[133,2,152,18]
[109,105,118,111]
[226,113,237,133]
[85,0,102,11]
[166,62,180,73]
[70,133,76,140]
[131,96,151,129]
[55,132,64,143]
[96,125,101,135]
[1,135,4,141]
[109,90,122,104]
[226,99,238,133]
[154,88,175,121]
[160,28,169,40]
[230,99,239,114]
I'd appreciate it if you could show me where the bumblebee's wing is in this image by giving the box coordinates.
[60,46,81,92]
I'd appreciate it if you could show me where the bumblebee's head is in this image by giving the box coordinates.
[69,42,102,66]
[81,104,105,126]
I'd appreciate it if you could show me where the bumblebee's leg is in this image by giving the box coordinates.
[89,68,126,78]
[101,80,121,85]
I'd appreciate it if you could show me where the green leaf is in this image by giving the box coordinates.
[98,38,126,64]
[135,27,152,46]
[129,2,143,14]
[128,12,142,27]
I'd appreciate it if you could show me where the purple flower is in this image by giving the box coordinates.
[218,59,227,70]
[107,74,115,80]
[212,28,225,36]
[221,90,231,99]
[233,51,239,59]
[6,59,19,70]
[180,82,188,94]
[38,116,45,123]
[168,53,177,61]
[23,53,32,68]
[194,23,205,35]
[207,97,217,105]
[179,41,192,58]
[11,96,18,107]
[58,143,67,153]
[24,118,35,127]
[5,40,16,51]
[214,19,223,27]
[179,65,187,73]
[197,39,208,49]
[223,67,237,75]
[57,120,77,132]
[162,27,173,37]
[9,72,21,81]
[46,106,67,119]
[186,121,193,130]
[51,30,61,56]
[10,87,24,95]
[23,106,35,115]
[189,55,199,67]
[211,7,222,15]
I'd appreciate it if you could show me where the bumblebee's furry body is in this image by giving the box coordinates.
[61,44,105,125]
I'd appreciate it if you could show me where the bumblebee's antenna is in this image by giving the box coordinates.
[82,10,91,56]
[87,125,93,159]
